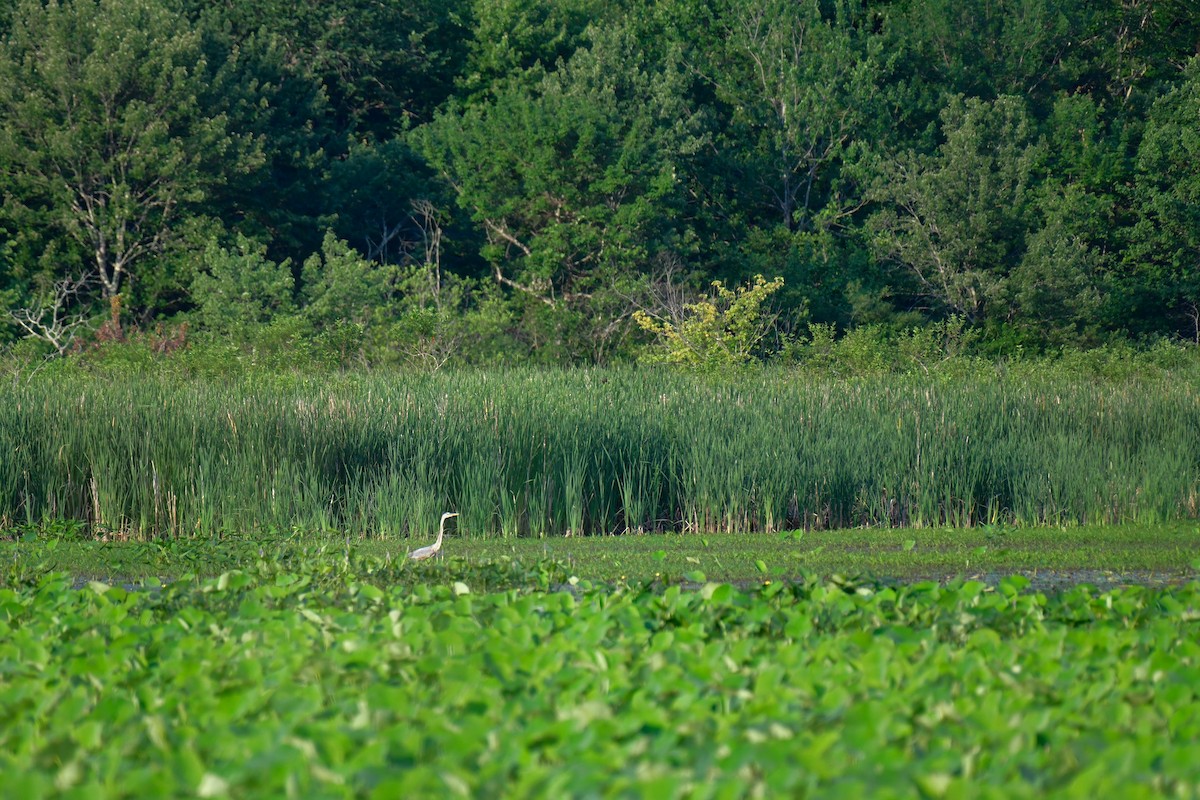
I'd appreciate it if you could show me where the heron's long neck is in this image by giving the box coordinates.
[434,520,446,547]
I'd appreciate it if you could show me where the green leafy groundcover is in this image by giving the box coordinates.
[1,554,1199,798]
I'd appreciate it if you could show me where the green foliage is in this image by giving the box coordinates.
[709,0,883,234]
[417,21,706,358]
[190,236,295,340]
[184,0,471,136]
[388,268,522,369]
[884,0,1089,103]
[2,0,1200,355]
[1,552,1199,796]
[301,233,397,330]
[1001,94,1119,347]
[322,139,451,268]
[1126,56,1200,342]
[0,0,262,311]
[868,95,1043,322]
[634,275,786,369]
[460,0,619,98]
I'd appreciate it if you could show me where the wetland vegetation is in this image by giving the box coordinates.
[3,368,1198,541]
[4,0,1200,793]
[3,549,1199,798]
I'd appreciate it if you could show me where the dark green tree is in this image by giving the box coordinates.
[868,96,1043,324]
[323,138,453,267]
[1078,0,1200,110]
[883,0,1087,104]
[1126,57,1200,342]
[671,0,890,327]
[710,0,883,235]
[181,0,473,270]
[190,235,294,340]
[187,0,471,136]
[417,24,707,360]
[459,0,621,99]
[1004,94,1128,346]
[0,0,262,324]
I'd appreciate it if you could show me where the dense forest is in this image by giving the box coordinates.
[1,0,1198,366]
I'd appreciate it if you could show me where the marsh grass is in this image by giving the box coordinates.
[2,368,1198,538]
[10,523,1197,586]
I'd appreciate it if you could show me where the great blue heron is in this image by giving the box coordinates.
[407,512,458,561]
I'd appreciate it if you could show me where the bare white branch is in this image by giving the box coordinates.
[8,273,97,355]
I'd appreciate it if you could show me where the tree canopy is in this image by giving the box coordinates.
[2,0,1198,362]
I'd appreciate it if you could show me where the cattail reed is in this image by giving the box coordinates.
[1,368,1197,538]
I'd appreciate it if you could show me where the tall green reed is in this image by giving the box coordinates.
[1,368,1197,538]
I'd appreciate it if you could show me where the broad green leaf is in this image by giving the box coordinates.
[702,583,733,604]
[197,773,229,798]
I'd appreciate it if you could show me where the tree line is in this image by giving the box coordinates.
[1,0,1198,366]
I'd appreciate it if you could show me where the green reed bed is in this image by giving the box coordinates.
[1,369,1198,538]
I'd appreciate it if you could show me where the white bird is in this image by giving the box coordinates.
[407,512,458,561]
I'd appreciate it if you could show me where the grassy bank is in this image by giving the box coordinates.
[6,523,1197,588]
[2,368,1199,538]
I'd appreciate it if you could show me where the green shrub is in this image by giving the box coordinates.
[190,236,295,339]
[634,275,785,370]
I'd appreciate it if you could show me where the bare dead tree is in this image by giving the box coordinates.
[623,252,700,329]
[364,199,447,281]
[365,215,408,264]
[411,199,444,307]
[8,274,97,355]
[1184,300,1200,346]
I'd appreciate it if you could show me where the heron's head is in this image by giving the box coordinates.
[440,512,459,528]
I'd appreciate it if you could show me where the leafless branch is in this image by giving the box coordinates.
[620,252,699,328]
[482,219,576,307]
[8,274,97,355]
[365,217,409,264]
[1184,300,1199,346]
[411,199,444,306]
